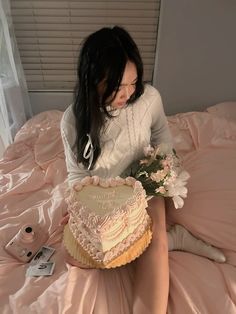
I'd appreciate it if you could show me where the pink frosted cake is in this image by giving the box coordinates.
[63,176,152,268]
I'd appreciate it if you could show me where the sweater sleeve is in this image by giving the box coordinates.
[150,88,173,147]
[60,106,90,186]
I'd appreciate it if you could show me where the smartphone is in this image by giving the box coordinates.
[4,224,48,263]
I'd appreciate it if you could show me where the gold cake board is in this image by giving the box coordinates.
[63,224,152,269]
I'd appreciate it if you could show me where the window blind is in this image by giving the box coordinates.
[10,0,160,90]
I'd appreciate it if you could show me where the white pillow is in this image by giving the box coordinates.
[206,102,236,121]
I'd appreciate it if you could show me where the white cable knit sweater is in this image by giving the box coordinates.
[60,84,172,186]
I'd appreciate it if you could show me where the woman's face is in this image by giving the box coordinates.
[111,61,138,109]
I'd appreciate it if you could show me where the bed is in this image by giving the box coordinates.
[0,102,236,314]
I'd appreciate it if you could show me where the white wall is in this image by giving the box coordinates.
[29,91,73,115]
[153,0,236,115]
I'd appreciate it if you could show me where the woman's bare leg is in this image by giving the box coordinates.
[133,197,169,314]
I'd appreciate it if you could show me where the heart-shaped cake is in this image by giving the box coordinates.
[63,176,152,268]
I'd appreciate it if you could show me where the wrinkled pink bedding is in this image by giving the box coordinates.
[0,106,236,314]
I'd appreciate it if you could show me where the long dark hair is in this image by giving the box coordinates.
[73,26,144,169]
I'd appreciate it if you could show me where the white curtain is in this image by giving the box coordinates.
[0,0,32,157]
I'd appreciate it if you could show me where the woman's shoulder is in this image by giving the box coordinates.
[133,84,163,115]
[61,104,77,136]
[61,104,75,128]
[141,84,162,105]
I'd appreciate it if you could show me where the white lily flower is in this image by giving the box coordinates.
[165,170,190,208]
[172,195,184,209]
[167,185,188,198]
[178,170,190,182]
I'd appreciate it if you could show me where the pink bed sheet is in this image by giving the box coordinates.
[0,108,236,314]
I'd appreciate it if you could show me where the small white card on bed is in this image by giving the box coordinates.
[26,246,55,277]
[26,261,55,277]
[30,246,55,265]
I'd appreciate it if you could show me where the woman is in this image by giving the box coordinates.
[60,26,225,314]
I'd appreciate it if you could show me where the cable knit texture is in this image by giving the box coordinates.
[60,84,172,186]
